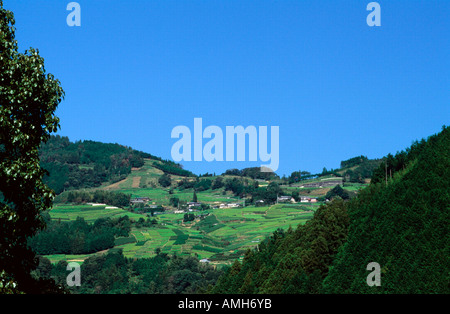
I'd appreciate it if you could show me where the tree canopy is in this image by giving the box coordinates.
[0,2,64,293]
[211,126,450,294]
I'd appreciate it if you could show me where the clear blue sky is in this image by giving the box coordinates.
[5,0,449,176]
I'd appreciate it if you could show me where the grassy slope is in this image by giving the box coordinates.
[45,159,360,265]
[45,202,318,265]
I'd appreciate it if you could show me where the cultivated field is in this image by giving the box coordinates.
[45,159,362,265]
[45,202,318,266]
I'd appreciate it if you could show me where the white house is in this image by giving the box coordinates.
[277,196,294,203]
[300,196,309,203]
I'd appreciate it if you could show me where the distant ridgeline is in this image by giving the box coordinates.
[340,155,382,183]
[212,126,449,294]
[39,135,190,194]
[285,155,381,185]
[219,157,380,184]
[222,167,279,180]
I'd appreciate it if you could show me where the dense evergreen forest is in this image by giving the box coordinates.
[212,126,450,294]
[323,125,450,293]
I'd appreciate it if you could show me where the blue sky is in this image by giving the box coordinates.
[5,0,449,176]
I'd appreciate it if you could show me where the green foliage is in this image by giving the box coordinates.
[114,236,136,246]
[224,177,245,196]
[250,182,283,204]
[28,215,131,255]
[342,157,382,183]
[158,173,172,187]
[211,176,224,190]
[222,167,279,180]
[183,213,195,223]
[212,126,450,294]
[39,135,149,194]
[153,160,195,177]
[323,126,450,293]
[288,170,313,183]
[0,2,64,293]
[192,245,222,253]
[196,214,224,233]
[55,189,131,208]
[35,250,222,294]
[211,199,349,294]
[177,178,196,190]
[194,179,212,191]
[340,155,369,168]
[172,229,189,245]
[370,136,429,185]
[169,197,179,207]
[325,185,350,200]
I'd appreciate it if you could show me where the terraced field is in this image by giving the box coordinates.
[45,158,344,265]
[45,202,318,265]
[49,204,146,222]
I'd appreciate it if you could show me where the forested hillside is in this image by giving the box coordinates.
[210,199,349,293]
[39,135,187,194]
[323,125,449,293]
[340,156,382,183]
[28,215,131,255]
[34,250,221,294]
[212,126,450,294]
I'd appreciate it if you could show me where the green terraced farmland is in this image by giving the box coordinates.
[49,204,146,222]
[46,202,317,265]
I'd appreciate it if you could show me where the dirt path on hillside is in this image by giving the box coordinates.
[132,176,141,188]
[67,249,109,263]
[103,178,128,190]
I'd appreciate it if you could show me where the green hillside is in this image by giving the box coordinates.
[323,126,450,293]
[38,137,369,267]
[36,128,449,293]
[212,126,450,294]
[41,202,317,265]
[39,135,193,194]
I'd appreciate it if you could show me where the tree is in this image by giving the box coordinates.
[169,197,179,208]
[211,176,224,190]
[0,1,65,293]
[325,185,350,200]
[291,190,300,202]
[158,173,171,187]
[183,213,195,222]
[192,191,198,202]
